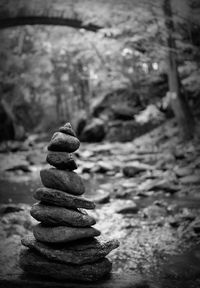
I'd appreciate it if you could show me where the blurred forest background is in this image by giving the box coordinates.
[0,0,200,146]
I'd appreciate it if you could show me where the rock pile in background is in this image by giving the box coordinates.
[20,122,119,282]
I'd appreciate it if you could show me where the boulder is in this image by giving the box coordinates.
[79,118,105,142]
[111,104,135,120]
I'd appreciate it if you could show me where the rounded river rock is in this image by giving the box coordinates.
[22,234,119,265]
[48,132,80,152]
[20,248,112,282]
[40,168,85,195]
[34,187,95,210]
[46,151,77,170]
[58,122,76,137]
[30,202,96,227]
[33,224,101,243]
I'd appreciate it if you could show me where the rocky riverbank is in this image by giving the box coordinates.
[0,119,200,287]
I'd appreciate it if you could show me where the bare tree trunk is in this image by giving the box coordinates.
[163,0,195,140]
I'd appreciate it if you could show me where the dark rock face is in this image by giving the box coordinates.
[180,175,200,185]
[33,224,101,243]
[79,118,105,142]
[111,104,135,120]
[91,190,110,204]
[0,101,15,142]
[40,168,85,195]
[114,200,139,214]
[22,235,119,265]
[106,120,158,142]
[46,151,77,170]
[48,132,80,152]
[20,248,112,282]
[30,203,96,227]
[34,188,95,210]
[123,165,144,177]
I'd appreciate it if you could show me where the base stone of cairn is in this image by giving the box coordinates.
[20,123,119,283]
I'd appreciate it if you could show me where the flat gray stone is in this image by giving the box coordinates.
[33,224,101,243]
[114,200,139,214]
[46,151,77,170]
[40,169,85,195]
[123,163,151,177]
[34,188,95,210]
[90,190,110,204]
[19,248,112,282]
[175,167,194,177]
[21,234,119,265]
[180,174,200,185]
[58,122,76,137]
[30,203,96,227]
[48,132,80,153]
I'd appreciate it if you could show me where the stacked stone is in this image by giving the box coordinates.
[20,123,119,282]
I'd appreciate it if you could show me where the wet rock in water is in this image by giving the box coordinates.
[142,204,167,220]
[30,203,96,227]
[115,188,134,199]
[123,162,153,177]
[169,212,195,228]
[94,161,114,173]
[123,166,142,177]
[175,167,194,177]
[46,151,77,170]
[22,234,119,265]
[34,187,95,210]
[20,248,112,282]
[90,190,110,204]
[138,179,179,193]
[114,200,139,214]
[58,122,76,137]
[151,180,180,194]
[48,132,80,152]
[40,168,85,195]
[81,161,96,173]
[5,162,31,172]
[0,204,24,214]
[33,223,101,243]
[179,174,200,185]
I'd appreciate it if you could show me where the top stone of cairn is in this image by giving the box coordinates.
[48,123,80,153]
[58,122,76,137]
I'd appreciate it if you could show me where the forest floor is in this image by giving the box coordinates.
[0,119,200,288]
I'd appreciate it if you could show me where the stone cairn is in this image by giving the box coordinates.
[20,123,119,282]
